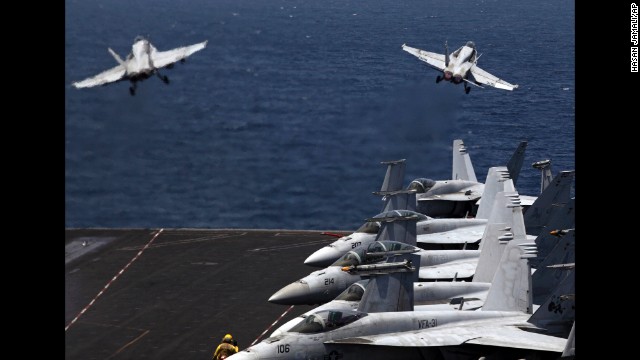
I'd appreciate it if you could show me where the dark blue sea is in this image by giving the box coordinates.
[65,0,575,230]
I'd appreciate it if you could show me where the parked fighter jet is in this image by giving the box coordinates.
[269,211,428,305]
[271,175,577,305]
[418,169,574,248]
[269,189,520,305]
[306,162,524,269]
[305,140,527,267]
[410,140,528,218]
[402,41,519,94]
[271,202,575,335]
[232,238,573,359]
[71,36,207,95]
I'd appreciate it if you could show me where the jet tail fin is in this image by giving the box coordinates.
[380,190,417,213]
[452,139,477,182]
[531,198,575,268]
[108,48,126,66]
[481,237,536,314]
[377,159,406,194]
[506,141,527,186]
[474,190,525,283]
[532,229,575,304]
[528,268,575,337]
[562,322,575,358]
[444,41,449,67]
[371,210,419,247]
[355,253,420,313]
[532,160,554,193]
[523,170,574,236]
[475,166,513,219]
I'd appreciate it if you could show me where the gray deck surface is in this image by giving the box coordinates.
[65,228,347,359]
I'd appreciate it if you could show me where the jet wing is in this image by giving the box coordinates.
[150,40,208,69]
[419,259,477,280]
[417,225,485,245]
[72,65,126,88]
[469,65,519,90]
[328,324,566,353]
[401,44,446,71]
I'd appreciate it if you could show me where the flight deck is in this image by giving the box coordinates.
[65,228,348,359]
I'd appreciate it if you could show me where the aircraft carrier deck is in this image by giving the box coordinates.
[65,228,348,359]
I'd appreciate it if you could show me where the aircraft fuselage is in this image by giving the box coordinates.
[126,39,156,76]
[270,249,481,305]
[443,43,477,83]
[230,311,527,360]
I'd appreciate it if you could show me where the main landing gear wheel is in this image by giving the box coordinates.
[157,72,170,84]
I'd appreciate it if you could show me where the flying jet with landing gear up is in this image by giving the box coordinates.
[402,41,519,94]
[71,36,207,96]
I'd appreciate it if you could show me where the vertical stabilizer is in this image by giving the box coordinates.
[452,139,477,182]
[475,166,512,219]
[380,191,417,213]
[524,171,574,236]
[562,322,575,358]
[532,160,554,193]
[444,41,450,67]
[379,159,406,193]
[370,210,419,247]
[108,48,126,66]
[506,141,528,186]
[474,190,525,283]
[532,229,575,304]
[532,198,575,268]
[481,237,536,314]
[528,268,575,337]
[356,253,420,313]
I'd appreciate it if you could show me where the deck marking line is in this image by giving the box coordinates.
[65,229,164,332]
[251,305,295,346]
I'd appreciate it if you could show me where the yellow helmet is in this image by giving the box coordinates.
[223,334,233,342]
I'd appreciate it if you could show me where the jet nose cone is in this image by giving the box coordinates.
[304,247,341,267]
[268,282,312,305]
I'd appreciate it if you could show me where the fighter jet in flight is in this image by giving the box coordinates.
[402,41,519,94]
[71,36,207,95]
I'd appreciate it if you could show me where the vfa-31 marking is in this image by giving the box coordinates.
[417,318,438,329]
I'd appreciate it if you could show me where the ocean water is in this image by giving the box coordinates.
[65,0,575,230]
